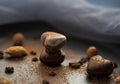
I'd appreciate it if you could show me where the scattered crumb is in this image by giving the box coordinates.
[5,67,14,74]
[32,57,38,62]
[79,57,87,64]
[42,80,49,84]
[30,51,37,55]
[48,72,56,77]
[69,62,81,69]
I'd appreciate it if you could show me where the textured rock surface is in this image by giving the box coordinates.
[87,55,114,76]
[41,32,66,49]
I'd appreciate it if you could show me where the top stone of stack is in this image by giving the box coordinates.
[41,32,67,49]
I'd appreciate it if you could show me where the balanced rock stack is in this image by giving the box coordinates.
[40,32,67,67]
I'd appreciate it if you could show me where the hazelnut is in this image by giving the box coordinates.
[114,76,120,84]
[87,46,98,58]
[12,33,24,43]
[4,46,27,57]
[0,77,10,84]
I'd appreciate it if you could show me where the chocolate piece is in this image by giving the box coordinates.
[40,32,66,67]
[42,80,49,84]
[0,77,10,84]
[69,62,81,69]
[32,57,38,62]
[40,49,65,67]
[48,72,56,76]
[30,51,37,55]
[5,67,14,74]
[87,46,98,58]
[87,55,114,76]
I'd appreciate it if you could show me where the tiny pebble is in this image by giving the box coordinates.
[5,67,14,74]
[43,80,49,84]
[69,62,81,69]
[30,51,37,55]
[48,72,56,76]
[32,57,38,62]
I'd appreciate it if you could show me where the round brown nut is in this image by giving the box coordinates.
[114,76,120,84]
[0,77,10,84]
[87,46,98,58]
[12,33,24,43]
[4,46,27,57]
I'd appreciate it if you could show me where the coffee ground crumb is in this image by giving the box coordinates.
[48,72,56,76]
[69,62,81,69]
[79,57,87,64]
[32,57,38,62]
[30,51,37,55]
[5,67,14,74]
[43,80,49,84]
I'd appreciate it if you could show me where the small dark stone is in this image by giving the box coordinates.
[69,62,81,69]
[5,67,14,74]
[32,57,38,62]
[43,80,49,84]
[30,51,37,55]
[48,72,56,76]
[113,62,118,68]
[40,49,65,67]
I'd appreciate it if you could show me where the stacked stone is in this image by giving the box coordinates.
[40,32,67,67]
